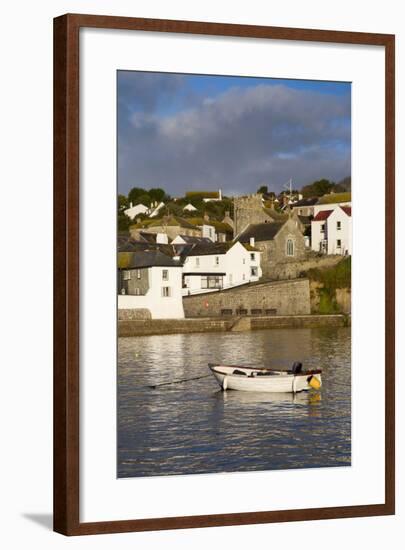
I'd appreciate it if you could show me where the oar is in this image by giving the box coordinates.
[148,374,211,389]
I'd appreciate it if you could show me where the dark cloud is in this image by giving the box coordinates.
[118,82,350,195]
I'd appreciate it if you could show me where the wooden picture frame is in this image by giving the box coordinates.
[53,13,395,535]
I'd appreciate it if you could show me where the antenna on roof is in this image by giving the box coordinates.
[283,178,293,201]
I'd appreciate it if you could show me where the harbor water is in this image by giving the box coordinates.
[118,327,351,478]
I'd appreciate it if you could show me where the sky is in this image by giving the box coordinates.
[118,71,351,197]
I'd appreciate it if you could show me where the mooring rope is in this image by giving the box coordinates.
[148,374,212,389]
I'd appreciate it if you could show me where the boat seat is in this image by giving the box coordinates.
[232,369,247,376]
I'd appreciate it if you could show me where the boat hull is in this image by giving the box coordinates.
[209,364,322,393]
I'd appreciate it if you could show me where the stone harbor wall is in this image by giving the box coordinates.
[271,254,343,280]
[183,279,311,318]
[118,308,152,320]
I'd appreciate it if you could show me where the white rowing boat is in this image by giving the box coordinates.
[208,362,322,393]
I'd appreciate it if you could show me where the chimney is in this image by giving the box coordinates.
[250,237,255,247]
[130,202,133,208]
[219,189,222,201]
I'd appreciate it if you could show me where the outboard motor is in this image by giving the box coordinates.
[291,361,303,374]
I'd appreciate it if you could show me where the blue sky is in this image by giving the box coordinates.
[118,71,351,196]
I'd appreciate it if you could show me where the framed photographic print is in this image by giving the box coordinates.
[53,14,395,535]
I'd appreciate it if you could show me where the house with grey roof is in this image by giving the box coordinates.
[181,241,262,295]
[235,218,306,278]
[117,248,184,319]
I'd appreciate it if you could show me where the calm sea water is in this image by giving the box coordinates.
[117,327,351,478]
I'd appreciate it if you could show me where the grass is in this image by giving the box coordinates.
[317,192,351,205]
[306,257,351,314]
[306,256,351,290]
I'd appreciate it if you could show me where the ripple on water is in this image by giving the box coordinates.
[117,327,351,478]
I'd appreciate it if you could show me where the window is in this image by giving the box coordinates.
[195,257,200,267]
[243,258,246,264]
[137,269,141,279]
[251,267,258,277]
[337,221,342,230]
[286,239,295,256]
[215,256,219,265]
[201,276,223,289]
[134,288,141,296]
[122,270,131,281]
[250,253,255,261]
[337,239,342,248]
[208,228,213,238]
[229,274,233,285]
[321,223,326,232]
[161,287,171,297]
[162,269,168,281]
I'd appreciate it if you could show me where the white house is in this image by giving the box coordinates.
[124,202,149,220]
[313,194,351,216]
[183,203,198,212]
[200,224,217,242]
[118,250,184,318]
[181,241,261,295]
[202,189,222,203]
[311,206,352,255]
[148,201,165,217]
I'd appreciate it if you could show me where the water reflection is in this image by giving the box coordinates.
[118,327,351,477]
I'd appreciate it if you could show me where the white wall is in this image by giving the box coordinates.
[124,203,149,219]
[327,209,352,255]
[200,224,217,241]
[1,2,404,550]
[118,266,184,318]
[182,242,261,293]
[311,220,326,252]
[311,209,352,255]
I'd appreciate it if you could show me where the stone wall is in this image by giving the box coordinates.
[234,194,271,236]
[183,279,311,317]
[118,308,152,320]
[119,317,232,337]
[272,254,343,280]
[118,313,348,337]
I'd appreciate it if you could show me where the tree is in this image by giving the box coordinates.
[117,212,131,232]
[137,193,152,207]
[301,179,335,198]
[257,185,268,195]
[128,187,147,205]
[118,194,129,213]
[148,187,166,203]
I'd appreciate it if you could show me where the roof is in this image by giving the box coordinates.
[297,215,313,225]
[340,206,352,216]
[184,242,233,257]
[176,235,212,244]
[262,208,288,221]
[139,232,158,244]
[313,210,333,221]
[118,249,182,269]
[143,216,198,230]
[186,218,234,234]
[241,243,260,252]
[291,197,319,208]
[317,192,351,205]
[236,222,284,243]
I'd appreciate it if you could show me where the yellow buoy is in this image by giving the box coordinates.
[308,376,321,390]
